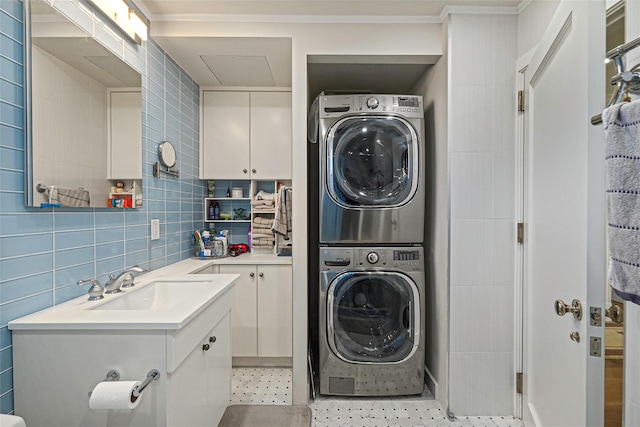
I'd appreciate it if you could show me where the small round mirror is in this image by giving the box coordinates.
[158,141,176,168]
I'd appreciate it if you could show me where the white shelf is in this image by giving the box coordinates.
[205,220,251,223]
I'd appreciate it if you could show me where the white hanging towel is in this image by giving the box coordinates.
[603,100,640,304]
[271,186,292,238]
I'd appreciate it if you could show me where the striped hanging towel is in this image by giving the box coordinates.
[603,99,640,304]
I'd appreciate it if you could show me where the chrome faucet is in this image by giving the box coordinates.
[104,266,147,294]
[78,278,104,301]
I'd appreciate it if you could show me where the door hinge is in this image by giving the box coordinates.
[516,372,523,394]
[517,222,524,244]
[518,90,525,112]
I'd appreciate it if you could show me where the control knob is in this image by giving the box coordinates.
[366,252,379,264]
[366,97,379,109]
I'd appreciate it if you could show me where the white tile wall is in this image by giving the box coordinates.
[447,11,517,416]
[449,352,513,415]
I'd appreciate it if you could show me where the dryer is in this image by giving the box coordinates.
[318,94,425,244]
[319,246,425,396]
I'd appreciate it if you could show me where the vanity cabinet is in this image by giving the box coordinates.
[201,91,291,180]
[219,264,292,359]
[11,282,235,427]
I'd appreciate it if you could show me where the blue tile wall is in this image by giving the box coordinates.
[0,1,204,414]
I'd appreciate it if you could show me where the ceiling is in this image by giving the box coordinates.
[139,0,521,89]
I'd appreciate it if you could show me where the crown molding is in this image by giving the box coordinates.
[517,0,533,15]
[148,13,441,25]
[440,5,518,23]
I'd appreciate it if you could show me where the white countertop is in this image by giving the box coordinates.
[9,255,291,331]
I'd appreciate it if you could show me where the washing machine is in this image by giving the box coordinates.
[318,94,425,244]
[319,246,425,396]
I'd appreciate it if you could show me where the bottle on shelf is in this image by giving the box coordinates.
[226,187,231,198]
[208,200,215,220]
[248,227,252,249]
[214,202,220,220]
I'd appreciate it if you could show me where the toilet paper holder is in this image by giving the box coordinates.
[91,369,161,398]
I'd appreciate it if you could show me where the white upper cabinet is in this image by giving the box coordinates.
[250,92,292,179]
[201,91,291,180]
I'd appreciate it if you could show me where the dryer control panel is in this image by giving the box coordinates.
[319,94,423,119]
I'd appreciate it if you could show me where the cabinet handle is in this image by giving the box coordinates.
[202,343,210,351]
[243,169,248,174]
[259,272,264,277]
[250,272,255,277]
[209,336,217,343]
[252,169,256,173]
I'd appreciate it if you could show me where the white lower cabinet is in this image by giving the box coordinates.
[167,313,231,426]
[11,287,234,427]
[219,264,292,358]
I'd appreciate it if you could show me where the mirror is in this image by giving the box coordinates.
[153,141,180,178]
[159,141,176,168]
[26,0,143,208]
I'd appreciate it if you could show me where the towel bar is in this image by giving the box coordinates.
[591,35,640,125]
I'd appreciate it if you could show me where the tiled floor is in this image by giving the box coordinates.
[231,368,524,427]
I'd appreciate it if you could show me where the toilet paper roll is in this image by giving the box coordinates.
[89,381,142,410]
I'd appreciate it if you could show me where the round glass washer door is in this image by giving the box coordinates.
[326,116,419,208]
[327,271,420,364]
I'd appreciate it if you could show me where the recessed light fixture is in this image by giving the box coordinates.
[87,0,148,45]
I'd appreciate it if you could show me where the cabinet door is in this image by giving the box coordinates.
[167,332,211,426]
[250,92,292,179]
[109,90,142,179]
[219,264,257,356]
[202,91,250,179]
[206,313,231,427]
[257,265,292,357]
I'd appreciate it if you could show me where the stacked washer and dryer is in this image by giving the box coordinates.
[317,94,426,396]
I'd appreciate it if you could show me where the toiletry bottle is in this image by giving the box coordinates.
[208,200,215,220]
[213,202,220,220]
[226,187,231,198]
[248,227,252,249]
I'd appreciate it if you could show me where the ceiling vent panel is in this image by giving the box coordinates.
[201,55,275,87]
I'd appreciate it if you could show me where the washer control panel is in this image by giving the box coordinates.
[320,247,423,271]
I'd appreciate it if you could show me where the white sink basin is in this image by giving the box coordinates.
[90,281,202,311]
[8,273,239,330]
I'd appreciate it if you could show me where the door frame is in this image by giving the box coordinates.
[514,46,535,422]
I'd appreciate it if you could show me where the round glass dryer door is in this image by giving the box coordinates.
[326,116,419,207]
[327,271,420,364]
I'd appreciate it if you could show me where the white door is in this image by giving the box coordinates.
[524,1,606,425]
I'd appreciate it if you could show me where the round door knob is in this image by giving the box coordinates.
[555,299,583,320]
[366,252,379,264]
[243,169,248,173]
[252,169,257,173]
[202,343,210,351]
[209,336,217,343]
[366,97,379,109]
[259,272,264,277]
[250,272,255,277]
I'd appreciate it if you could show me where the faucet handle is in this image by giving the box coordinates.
[77,279,104,301]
